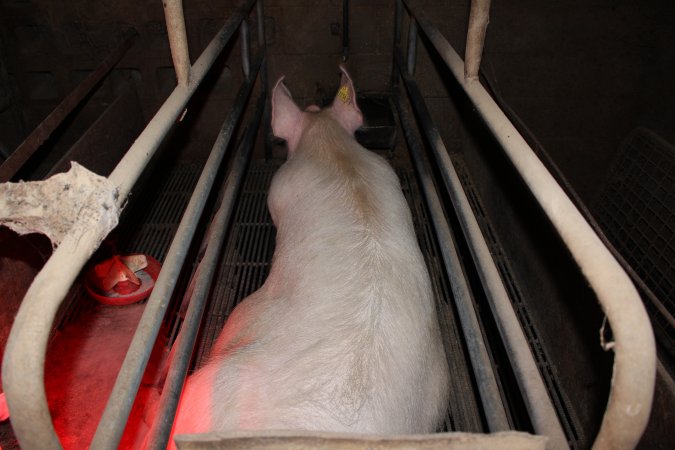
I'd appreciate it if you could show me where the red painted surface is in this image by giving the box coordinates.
[43,301,167,449]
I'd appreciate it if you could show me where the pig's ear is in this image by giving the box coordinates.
[330,66,363,134]
[271,76,302,147]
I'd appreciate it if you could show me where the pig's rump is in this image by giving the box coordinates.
[172,115,449,439]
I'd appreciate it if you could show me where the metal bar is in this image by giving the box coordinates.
[0,28,137,183]
[342,0,349,62]
[256,0,265,47]
[110,0,256,201]
[394,47,569,450]
[147,93,266,450]
[1,3,256,449]
[393,91,510,432]
[92,52,263,449]
[406,19,418,77]
[163,0,191,87]
[241,20,251,80]
[401,3,656,448]
[390,0,403,87]
[464,0,491,81]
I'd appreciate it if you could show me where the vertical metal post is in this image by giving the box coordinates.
[342,0,349,62]
[256,0,265,48]
[407,19,418,77]
[394,0,403,44]
[465,0,491,81]
[391,0,403,87]
[241,20,251,80]
[162,0,191,87]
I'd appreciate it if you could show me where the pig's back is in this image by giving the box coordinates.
[174,116,449,437]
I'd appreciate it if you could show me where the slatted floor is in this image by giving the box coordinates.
[1,157,488,448]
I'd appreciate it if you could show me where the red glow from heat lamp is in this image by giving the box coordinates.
[42,301,168,449]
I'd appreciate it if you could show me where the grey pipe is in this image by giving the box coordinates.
[91,53,263,449]
[1,3,257,450]
[394,92,510,432]
[394,47,569,450]
[147,93,266,450]
[400,2,656,448]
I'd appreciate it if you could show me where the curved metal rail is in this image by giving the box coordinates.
[399,1,656,449]
[1,1,260,448]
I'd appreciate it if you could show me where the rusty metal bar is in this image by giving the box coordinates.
[163,0,191,87]
[0,28,137,183]
[464,0,491,81]
[1,2,257,449]
[400,1,656,448]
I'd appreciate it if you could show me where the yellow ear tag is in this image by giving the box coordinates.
[337,84,351,104]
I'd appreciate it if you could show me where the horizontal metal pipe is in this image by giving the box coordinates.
[163,0,191,87]
[1,3,256,449]
[393,92,510,432]
[464,0,491,81]
[0,28,137,183]
[91,52,263,449]
[147,92,266,450]
[401,2,656,448]
[394,47,569,449]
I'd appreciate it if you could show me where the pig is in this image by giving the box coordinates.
[169,66,450,443]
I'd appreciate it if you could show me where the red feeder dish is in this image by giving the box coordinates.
[85,254,161,306]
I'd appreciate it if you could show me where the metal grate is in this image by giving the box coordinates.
[118,162,202,261]
[195,161,277,367]
[592,128,675,352]
[192,159,484,432]
[453,155,584,448]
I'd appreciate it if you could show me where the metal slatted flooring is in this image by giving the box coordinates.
[453,154,585,448]
[192,159,484,432]
[118,162,202,262]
